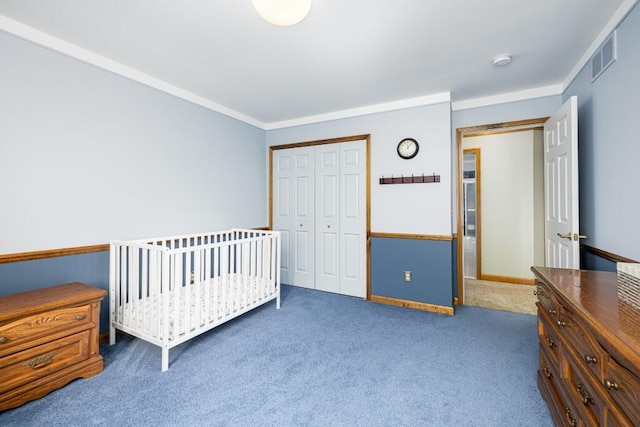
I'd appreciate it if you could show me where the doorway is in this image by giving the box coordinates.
[455,118,548,305]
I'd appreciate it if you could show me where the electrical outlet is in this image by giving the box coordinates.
[404,270,412,282]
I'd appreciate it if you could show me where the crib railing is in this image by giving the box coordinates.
[109,229,280,370]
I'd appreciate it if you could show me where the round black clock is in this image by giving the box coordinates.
[397,138,419,159]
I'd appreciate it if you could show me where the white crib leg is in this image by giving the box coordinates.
[109,326,116,345]
[276,288,280,309]
[162,347,169,372]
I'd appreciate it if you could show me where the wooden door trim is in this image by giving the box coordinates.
[455,118,547,305]
[268,134,372,298]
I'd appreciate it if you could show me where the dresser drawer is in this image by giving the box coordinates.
[558,308,607,382]
[0,330,90,395]
[604,358,640,427]
[536,282,560,321]
[563,347,606,426]
[0,305,92,352]
[538,307,561,363]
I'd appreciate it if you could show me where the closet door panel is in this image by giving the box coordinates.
[292,148,315,289]
[315,145,340,293]
[272,151,292,285]
[339,140,366,298]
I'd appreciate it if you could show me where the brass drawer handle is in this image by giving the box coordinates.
[565,408,577,427]
[605,379,619,391]
[543,364,552,378]
[584,355,598,364]
[547,308,557,315]
[577,382,594,405]
[75,314,86,321]
[0,336,7,344]
[557,320,568,327]
[24,351,57,369]
[545,334,556,348]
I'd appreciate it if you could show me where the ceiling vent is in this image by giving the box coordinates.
[592,30,617,82]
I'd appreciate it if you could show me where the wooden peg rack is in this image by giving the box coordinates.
[379,174,440,185]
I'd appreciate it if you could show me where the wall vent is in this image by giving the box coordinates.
[592,30,617,82]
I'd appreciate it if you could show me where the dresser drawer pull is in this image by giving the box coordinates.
[577,382,594,405]
[584,355,598,364]
[543,364,552,378]
[545,334,556,348]
[75,314,86,321]
[605,379,619,391]
[565,408,577,427]
[24,351,57,369]
[547,308,557,315]
[0,336,7,344]
[557,320,568,327]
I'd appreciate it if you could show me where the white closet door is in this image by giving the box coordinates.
[338,140,366,298]
[292,147,315,289]
[272,150,293,285]
[315,144,341,293]
[273,140,365,297]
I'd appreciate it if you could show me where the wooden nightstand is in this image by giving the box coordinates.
[0,282,107,411]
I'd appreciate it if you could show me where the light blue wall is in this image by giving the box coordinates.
[0,32,267,255]
[563,2,640,262]
[0,32,267,329]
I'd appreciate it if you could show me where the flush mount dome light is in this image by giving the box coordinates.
[492,54,512,67]
[252,0,312,26]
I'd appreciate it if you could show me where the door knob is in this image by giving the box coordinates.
[557,232,572,240]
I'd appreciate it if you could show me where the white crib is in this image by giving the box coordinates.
[109,228,281,371]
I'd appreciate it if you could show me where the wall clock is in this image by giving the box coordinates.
[397,138,419,159]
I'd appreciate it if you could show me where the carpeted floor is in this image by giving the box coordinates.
[0,285,552,426]
[464,278,538,315]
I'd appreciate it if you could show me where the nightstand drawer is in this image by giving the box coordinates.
[0,330,90,395]
[0,305,91,351]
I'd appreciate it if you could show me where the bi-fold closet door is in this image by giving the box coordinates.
[272,140,366,298]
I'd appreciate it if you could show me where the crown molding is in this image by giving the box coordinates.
[0,15,266,129]
[562,0,639,91]
[264,92,451,130]
[451,85,563,112]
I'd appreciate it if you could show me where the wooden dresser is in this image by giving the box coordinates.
[532,267,640,426]
[0,282,107,411]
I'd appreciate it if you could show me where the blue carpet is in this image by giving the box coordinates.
[1,285,552,426]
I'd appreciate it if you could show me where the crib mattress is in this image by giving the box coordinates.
[114,274,274,341]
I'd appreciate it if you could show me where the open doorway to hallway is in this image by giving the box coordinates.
[456,118,547,313]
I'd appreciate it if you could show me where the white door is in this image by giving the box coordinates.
[338,141,366,297]
[292,147,315,288]
[272,139,366,297]
[544,96,580,269]
[272,149,292,285]
[315,140,366,297]
[315,144,340,293]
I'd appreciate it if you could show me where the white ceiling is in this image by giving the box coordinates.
[0,0,633,128]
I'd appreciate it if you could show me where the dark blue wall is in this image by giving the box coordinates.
[0,252,110,332]
[370,237,453,308]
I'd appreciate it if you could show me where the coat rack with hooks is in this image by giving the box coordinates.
[379,174,440,185]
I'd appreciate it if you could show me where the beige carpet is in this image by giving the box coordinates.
[464,278,538,315]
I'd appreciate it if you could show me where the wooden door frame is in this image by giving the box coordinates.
[455,119,547,305]
[269,134,372,298]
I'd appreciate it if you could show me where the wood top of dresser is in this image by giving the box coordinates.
[0,282,107,323]
[532,267,640,367]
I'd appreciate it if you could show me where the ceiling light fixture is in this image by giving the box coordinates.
[492,54,512,67]
[252,0,312,26]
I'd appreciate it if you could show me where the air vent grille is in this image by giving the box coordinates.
[592,30,617,82]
